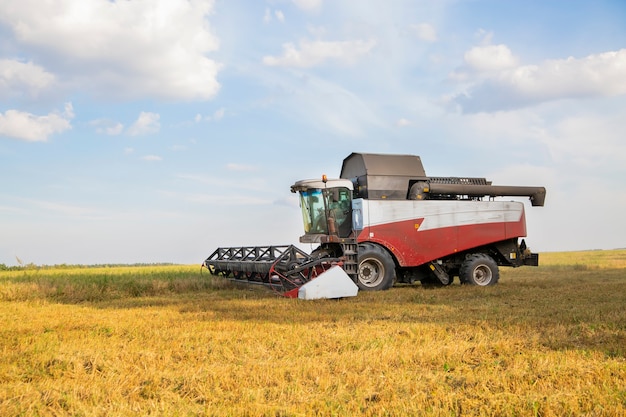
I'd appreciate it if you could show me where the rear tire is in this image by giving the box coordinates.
[357,243,395,291]
[460,254,499,286]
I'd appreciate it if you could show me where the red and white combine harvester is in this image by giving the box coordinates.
[203,153,546,299]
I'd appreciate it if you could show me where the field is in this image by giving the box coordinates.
[1,250,625,416]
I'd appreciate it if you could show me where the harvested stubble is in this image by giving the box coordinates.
[1,252,625,416]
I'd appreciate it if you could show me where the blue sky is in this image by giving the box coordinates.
[1,0,625,266]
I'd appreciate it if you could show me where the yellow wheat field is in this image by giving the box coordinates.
[1,250,625,416]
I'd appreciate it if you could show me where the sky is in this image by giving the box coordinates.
[1,0,625,266]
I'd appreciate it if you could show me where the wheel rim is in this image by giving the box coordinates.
[472,264,492,285]
[358,258,385,288]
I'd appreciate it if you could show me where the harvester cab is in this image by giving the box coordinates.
[290,178,355,242]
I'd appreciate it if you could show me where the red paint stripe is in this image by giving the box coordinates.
[283,288,299,298]
[357,216,526,267]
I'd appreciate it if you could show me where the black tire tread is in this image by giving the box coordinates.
[459,253,499,286]
[357,243,396,291]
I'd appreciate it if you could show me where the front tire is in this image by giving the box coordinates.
[357,243,395,291]
[460,254,499,286]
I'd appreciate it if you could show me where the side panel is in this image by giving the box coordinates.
[357,199,527,267]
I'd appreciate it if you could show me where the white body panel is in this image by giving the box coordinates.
[355,199,523,230]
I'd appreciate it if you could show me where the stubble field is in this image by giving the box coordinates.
[1,250,625,416]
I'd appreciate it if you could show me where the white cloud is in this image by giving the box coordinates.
[448,43,518,84]
[0,103,74,142]
[263,39,377,68]
[474,29,494,45]
[543,108,626,168]
[409,23,437,42]
[263,8,285,23]
[447,103,626,170]
[508,49,626,98]
[63,102,75,119]
[452,48,626,112]
[141,155,163,161]
[195,108,225,123]
[127,112,160,136]
[292,0,322,12]
[396,118,412,127]
[0,59,56,97]
[90,119,124,135]
[464,44,518,72]
[0,0,221,101]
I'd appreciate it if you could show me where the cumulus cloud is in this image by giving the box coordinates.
[448,44,518,82]
[127,112,160,136]
[0,59,56,97]
[0,103,74,142]
[0,0,221,101]
[263,39,377,68]
[464,44,519,72]
[451,48,626,112]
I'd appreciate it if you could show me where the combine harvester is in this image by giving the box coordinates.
[203,153,546,299]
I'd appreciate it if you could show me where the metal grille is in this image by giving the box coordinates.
[429,176,490,186]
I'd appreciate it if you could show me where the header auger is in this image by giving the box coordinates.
[203,153,546,299]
